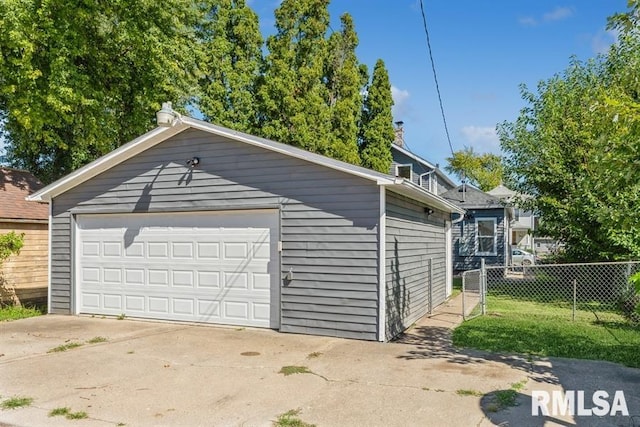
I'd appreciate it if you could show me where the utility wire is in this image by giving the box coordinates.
[419,0,455,156]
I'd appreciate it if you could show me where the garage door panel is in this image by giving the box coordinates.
[125,295,145,311]
[76,210,279,328]
[149,297,169,313]
[197,243,220,259]
[148,269,169,286]
[197,271,220,288]
[103,294,122,310]
[172,270,195,287]
[82,242,100,256]
[82,293,100,309]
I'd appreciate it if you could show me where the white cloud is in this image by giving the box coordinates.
[518,16,538,27]
[460,126,501,153]
[391,85,410,119]
[543,6,574,22]
[519,6,574,27]
[591,28,619,54]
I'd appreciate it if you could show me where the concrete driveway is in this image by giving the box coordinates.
[1,314,639,427]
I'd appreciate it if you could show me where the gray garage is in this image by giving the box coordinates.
[29,115,463,341]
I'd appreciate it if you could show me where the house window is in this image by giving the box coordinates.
[476,218,497,255]
[395,164,412,180]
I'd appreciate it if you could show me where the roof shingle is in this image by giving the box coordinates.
[0,168,48,221]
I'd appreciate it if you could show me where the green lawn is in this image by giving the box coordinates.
[452,296,640,368]
[0,305,44,322]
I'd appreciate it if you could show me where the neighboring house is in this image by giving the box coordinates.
[486,184,558,255]
[441,185,512,274]
[0,168,49,306]
[487,184,535,252]
[28,114,464,342]
[390,143,456,196]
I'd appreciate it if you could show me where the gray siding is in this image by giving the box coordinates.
[452,208,507,273]
[390,149,455,195]
[51,128,380,340]
[390,150,428,187]
[385,191,448,340]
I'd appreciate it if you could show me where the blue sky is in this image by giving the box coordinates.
[252,0,627,172]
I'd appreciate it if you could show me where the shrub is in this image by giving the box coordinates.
[0,232,24,263]
[619,272,640,324]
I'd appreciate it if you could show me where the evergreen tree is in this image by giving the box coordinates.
[198,0,263,133]
[256,0,332,154]
[359,59,394,173]
[0,0,201,183]
[324,13,364,165]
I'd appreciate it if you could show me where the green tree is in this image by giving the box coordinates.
[198,0,263,133]
[257,0,332,154]
[498,0,640,261]
[0,0,201,183]
[359,59,394,173]
[324,13,364,165]
[445,147,503,191]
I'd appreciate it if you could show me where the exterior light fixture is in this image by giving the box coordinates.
[186,157,200,168]
[424,208,434,216]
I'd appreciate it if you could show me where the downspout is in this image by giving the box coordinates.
[451,211,465,225]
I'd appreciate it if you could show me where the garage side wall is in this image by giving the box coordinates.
[50,129,380,340]
[385,192,447,340]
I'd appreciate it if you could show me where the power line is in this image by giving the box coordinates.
[419,0,455,156]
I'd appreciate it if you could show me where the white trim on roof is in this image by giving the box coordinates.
[391,143,456,188]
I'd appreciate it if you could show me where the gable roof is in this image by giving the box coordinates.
[486,184,516,198]
[391,143,456,188]
[441,184,505,209]
[0,167,48,221]
[27,116,464,215]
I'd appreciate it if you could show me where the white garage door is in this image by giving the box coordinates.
[75,210,280,328]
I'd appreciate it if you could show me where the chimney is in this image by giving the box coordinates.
[394,121,404,147]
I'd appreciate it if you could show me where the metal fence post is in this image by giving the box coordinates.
[462,272,466,320]
[572,278,577,321]
[481,258,486,315]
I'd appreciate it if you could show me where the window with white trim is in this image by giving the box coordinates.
[476,218,497,255]
[395,164,412,180]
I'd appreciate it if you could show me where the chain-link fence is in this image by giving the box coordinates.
[462,261,640,322]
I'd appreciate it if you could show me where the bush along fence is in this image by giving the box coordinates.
[462,260,640,324]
